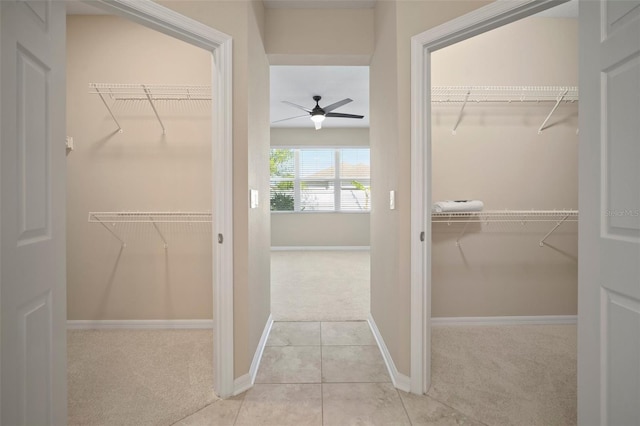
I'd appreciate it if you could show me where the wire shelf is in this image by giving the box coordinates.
[431,86,579,103]
[432,210,578,247]
[88,83,212,134]
[88,83,212,101]
[89,212,212,223]
[431,210,579,223]
[88,212,212,248]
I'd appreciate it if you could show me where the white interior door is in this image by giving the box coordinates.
[1,0,67,424]
[579,0,640,424]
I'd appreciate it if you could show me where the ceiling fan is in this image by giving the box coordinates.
[273,95,364,130]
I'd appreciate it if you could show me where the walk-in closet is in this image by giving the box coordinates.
[65,15,215,425]
[428,13,578,424]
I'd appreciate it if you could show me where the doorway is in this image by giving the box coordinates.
[410,0,578,398]
[68,0,234,397]
[269,65,371,322]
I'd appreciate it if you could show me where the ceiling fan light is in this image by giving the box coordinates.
[310,113,325,130]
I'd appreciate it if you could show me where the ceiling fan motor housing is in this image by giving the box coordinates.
[312,95,325,116]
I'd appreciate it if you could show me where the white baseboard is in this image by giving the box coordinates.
[367,314,411,393]
[234,314,274,396]
[271,246,370,251]
[66,319,215,329]
[431,315,577,326]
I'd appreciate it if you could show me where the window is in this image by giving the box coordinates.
[270,148,370,212]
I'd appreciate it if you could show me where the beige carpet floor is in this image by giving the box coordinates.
[67,329,216,426]
[271,250,370,321]
[429,324,577,426]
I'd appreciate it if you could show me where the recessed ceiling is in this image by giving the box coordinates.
[271,66,369,128]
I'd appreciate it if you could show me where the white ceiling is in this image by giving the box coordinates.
[270,66,369,128]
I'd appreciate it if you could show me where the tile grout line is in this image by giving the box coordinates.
[395,388,414,426]
[232,392,247,426]
[168,399,218,425]
[426,393,491,426]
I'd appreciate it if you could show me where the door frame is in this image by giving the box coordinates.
[89,0,235,397]
[409,0,572,394]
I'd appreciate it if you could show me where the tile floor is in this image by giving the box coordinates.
[174,321,481,426]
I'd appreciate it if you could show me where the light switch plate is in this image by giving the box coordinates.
[66,136,74,151]
[389,190,396,210]
[250,189,259,209]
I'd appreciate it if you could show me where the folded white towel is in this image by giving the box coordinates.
[432,200,484,213]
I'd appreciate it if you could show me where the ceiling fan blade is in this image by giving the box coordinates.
[325,112,364,119]
[271,114,309,124]
[282,101,312,113]
[322,98,353,113]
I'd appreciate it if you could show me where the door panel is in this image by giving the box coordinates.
[17,45,51,244]
[1,0,66,424]
[602,289,640,425]
[580,0,640,424]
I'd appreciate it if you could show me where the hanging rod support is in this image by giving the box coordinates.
[95,88,123,133]
[142,85,166,135]
[149,216,168,249]
[538,89,568,134]
[539,214,570,247]
[93,216,126,247]
[452,90,471,135]
[456,221,470,247]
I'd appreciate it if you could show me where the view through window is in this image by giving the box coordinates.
[270,148,371,212]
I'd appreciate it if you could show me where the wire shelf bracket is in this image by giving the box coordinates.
[89,83,212,134]
[538,89,568,134]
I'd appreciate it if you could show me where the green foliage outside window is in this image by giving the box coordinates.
[270,149,294,211]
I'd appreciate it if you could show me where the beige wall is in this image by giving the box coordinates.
[156,0,272,380]
[271,128,370,246]
[369,0,493,376]
[272,213,370,246]
[246,0,272,375]
[265,7,374,65]
[430,17,578,317]
[66,16,213,321]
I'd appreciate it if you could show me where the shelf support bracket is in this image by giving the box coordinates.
[456,222,470,247]
[95,87,123,133]
[539,214,570,247]
[142,85,166,134]
[93,216,126,248]
[149,216,168,249]
[452,90,471,135]
[538,89,568,134]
